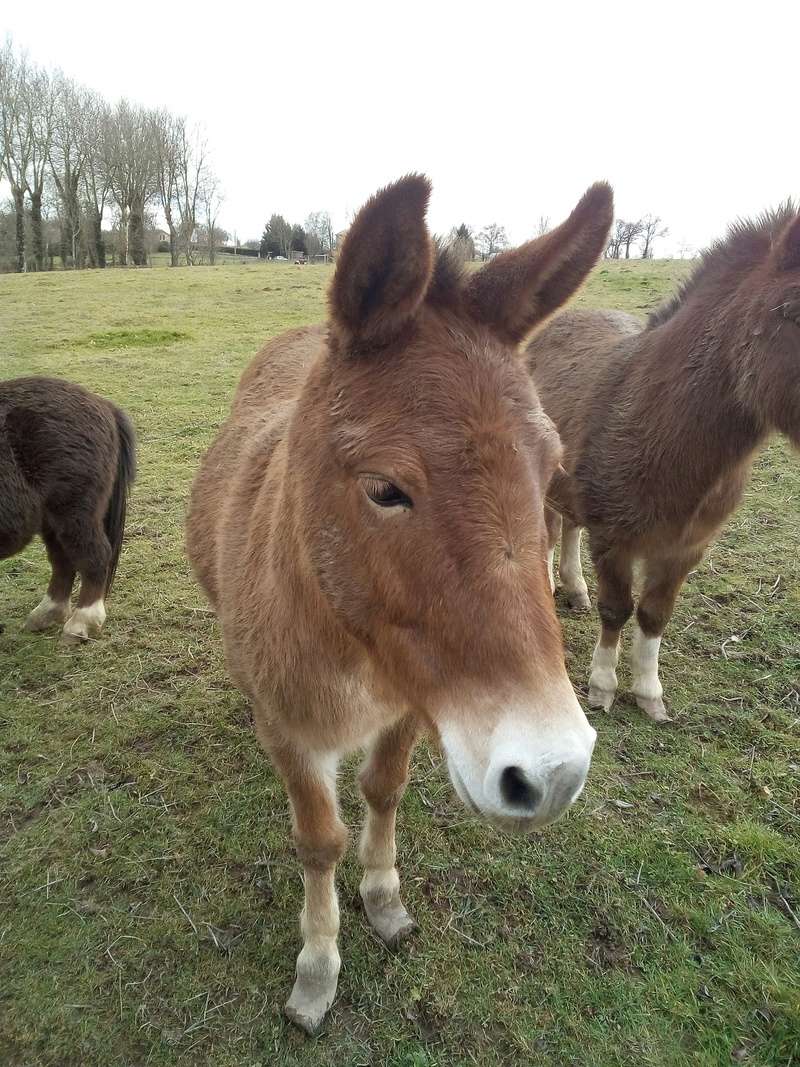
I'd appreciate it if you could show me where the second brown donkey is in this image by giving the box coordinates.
[528,203,800,722]
[186,175,613,1031]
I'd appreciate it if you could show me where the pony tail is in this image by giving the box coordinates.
[104,407,137,596]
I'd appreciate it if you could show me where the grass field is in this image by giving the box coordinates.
[1,259,798,1067]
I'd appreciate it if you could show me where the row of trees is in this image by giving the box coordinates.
[605,215,668,259]
[0,37,223,272]
[259,210,335,258]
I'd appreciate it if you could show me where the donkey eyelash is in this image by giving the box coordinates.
[360,476,413,509]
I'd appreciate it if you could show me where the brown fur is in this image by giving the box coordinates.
[0,376,136,638]
[186,174,612,1029]
[527,204,800,711]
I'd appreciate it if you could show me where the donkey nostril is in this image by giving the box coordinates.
[499,766,541,812]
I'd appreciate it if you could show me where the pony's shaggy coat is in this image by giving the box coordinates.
[0,376,136,642]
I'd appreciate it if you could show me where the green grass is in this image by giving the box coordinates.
[1,259,798,1067]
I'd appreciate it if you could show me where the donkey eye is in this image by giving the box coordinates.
[361,476,412,509]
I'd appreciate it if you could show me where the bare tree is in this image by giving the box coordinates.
[535,215,550,237]
[200,172,223,265]
[49,74,90,268]
[25,66,55,271]
[305,210,334,255]
[0,39,33,271]
[639,215,668,259]
[151,109,182,266]
[107,100,156,266]
[80,93,114,267]
[621,219,645,259]
[477,222,508,258]
[174,122,206,265]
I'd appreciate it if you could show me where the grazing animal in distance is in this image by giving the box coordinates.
[0,377,136,644]
[527,203,800,722]
[186,174,613,1032]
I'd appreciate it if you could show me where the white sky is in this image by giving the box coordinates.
[3,0,798,257]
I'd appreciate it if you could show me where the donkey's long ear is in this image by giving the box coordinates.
[330,174,434,350]
[774,210,800,271]
[465,182,614,344]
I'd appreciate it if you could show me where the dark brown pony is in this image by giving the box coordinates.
[527,204,800,722]
[0,377,136,643]
[186,175,613,1032]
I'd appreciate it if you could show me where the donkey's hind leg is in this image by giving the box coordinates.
[24,523,75,632]
[560,519,591,611]
[632,551,702,723]
[263,731,348,1035]
[358,714,419,946]
[588,547,634,711]
[57,517,111,644]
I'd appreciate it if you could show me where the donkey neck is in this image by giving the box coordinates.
[593,310,769,521]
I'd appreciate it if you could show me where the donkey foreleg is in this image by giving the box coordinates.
[632,553,702,723]
[267,737,347,1035]
[588,549,634,711]
[358,715,419,945]
[559,520,591,611]
[545,507,561,596]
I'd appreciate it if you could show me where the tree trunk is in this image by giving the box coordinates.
[12,187,26,272]
[128,197,146,266]
[169,228,178,267]
[30,189,45,271]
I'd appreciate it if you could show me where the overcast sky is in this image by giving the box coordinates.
[3,0,797,257]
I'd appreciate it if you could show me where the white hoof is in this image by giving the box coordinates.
[25,595,70,632]
[361,880,417,946]
[588,685,616,711]
[636,695,672,723]
[567,590,592,612]
[62,600,106,644]
[284,944,340,1035]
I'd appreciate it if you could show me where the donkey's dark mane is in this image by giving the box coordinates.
[647,201,797,329]
[427,241,468,306]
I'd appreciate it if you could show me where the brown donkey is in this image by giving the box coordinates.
[0,376,136,643]
[527,204,800,722]
[186,175,613,1032]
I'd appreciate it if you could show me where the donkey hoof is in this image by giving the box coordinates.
[284,981,336,1036]
[363,898,417,946]
[587,685,616,711]
[24,598,71,632]
[60,628,89,647]
[567,591,592,612]
[636,696,672,723]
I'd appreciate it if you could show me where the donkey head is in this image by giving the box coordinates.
[292,175,613,831]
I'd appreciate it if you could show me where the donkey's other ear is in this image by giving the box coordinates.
[465,182,614,344]
[774,210,800,271]
[330,174,434,350]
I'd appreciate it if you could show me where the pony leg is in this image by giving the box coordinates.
[560,519,591,611]
[632,552,702,723]
[264,733,347,1035]
[588,548,634,711]
[59,519,111,644]
[544,507,561,596]
[358,714,419,945]
[24,524,75,631]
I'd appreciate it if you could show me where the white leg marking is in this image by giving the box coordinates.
[24,593,71,632]
[546,547,556,595]
[560,525,591,610]
[631,623,670,722]
[285,749,342,1034]
[359,807,416,945]
[62,600,107,643]
[588,637,619,711]
[286,867,341,1034]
